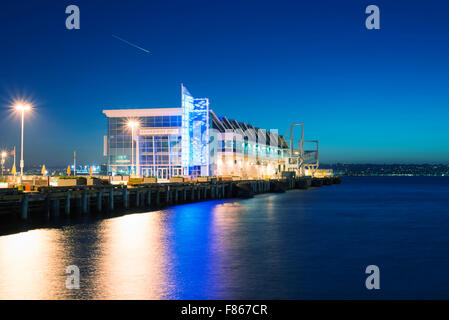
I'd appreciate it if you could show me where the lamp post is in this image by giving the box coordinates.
[127,120,139,176]
[14,103,31,179]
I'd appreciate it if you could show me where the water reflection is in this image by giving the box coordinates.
[0,212,174,300]
[2,178,448,299]
[94,212,171,299]
[0,193,306,299]
[0,230,65,299]
[209,201,247,299]
[167,201,227,299]
[0,196,290,300]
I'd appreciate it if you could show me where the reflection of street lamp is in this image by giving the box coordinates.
[14,103,32,178]
[1,151,7,177]
[127,120,139,176]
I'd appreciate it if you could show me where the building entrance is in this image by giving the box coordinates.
[157,168,168,180]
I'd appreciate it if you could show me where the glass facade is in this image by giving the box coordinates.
[140,116,181,127]
[106,115,183,178]
[107,117,132,175]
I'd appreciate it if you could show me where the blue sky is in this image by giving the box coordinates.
[0,0,448,166]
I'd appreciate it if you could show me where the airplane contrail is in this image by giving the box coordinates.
[112,34,151,53]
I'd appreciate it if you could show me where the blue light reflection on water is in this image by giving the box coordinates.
[1,177,449,299]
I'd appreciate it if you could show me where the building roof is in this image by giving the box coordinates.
[210,110,287,148]
[103,108,182,118]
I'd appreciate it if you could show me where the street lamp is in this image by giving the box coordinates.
[14,103,31,178]
[1,151,7,177]
[127,120,139,176]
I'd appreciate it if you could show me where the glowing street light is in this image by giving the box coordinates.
[14,103,32,178]
[127,120,139,176]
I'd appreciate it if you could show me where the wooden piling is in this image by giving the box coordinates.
[123,186,129,209]
[156,190,161,207]
[64,191,71,216]
[44,194,51,220]
[52,199,60,218]
[108,188,114,211]
[20,193,29,221]
[136,190,140,208]
[166,186,170,205]
[146,189,151,207]
[97,190,103,212]
[81,191,88,214]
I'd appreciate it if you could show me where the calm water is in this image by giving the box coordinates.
[1,176,449,299]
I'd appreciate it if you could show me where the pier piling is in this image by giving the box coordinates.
[64,191,71,216]
[156,190,161,207]
[109,188,114,211]
[1,177,341,223]
[44,195,51,220]
[146,189,151,207]
[123,186,129,209]
[20,193,29,221]
[52,199,60,218]
[81,191,88,214]
[136,190,140,208]
[97,190,103,212]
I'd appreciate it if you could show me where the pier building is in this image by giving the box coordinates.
[103,85,315,180]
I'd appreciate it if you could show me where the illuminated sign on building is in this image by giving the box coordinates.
[181,85,210,176]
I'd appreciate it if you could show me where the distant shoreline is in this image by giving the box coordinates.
[338,174,449,177]
[320,164,449,177]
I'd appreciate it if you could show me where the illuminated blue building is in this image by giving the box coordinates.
[103,85,288,180]
[181,85,210,177]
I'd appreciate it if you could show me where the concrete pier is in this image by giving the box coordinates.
[0,177,341,223]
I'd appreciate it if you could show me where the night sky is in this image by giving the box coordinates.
[0,0,448,167]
